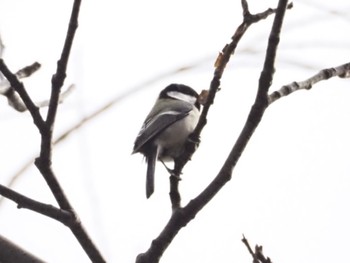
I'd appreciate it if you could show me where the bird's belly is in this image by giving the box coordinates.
[155,109,199,160]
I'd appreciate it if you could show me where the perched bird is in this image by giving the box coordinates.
[132,84,201,198]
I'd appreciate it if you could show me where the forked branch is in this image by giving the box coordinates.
[0,0,106,262]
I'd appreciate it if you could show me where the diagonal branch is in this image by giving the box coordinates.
[46,0,80,129]
[35,84,76,109]
[171,0,293,208]
[0,234,46,263]
[0,59,45,128]
[5,62,42,112]
[0,184,74,226]
[242,235,273,263]
[137,1,290,262]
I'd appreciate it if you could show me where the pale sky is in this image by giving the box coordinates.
[0,0,350,262]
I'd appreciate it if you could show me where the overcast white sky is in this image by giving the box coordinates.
[0,0,350,262]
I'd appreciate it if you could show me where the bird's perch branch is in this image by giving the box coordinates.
[137,1,290,262]
[170,0,292,208]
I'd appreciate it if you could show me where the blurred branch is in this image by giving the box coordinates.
[0,32,74,113]
[0,34,4,80]
[0,59,46,127]
[36,84,76,108]
[0,30,74,112]
[268,62,350,104]
[136,0,290,262]
[0,234,45,263]
[0,61,74,112]
[302,0,350,22]
[15,62,41,79]
[242,235,273,263]
[0,62,40,111]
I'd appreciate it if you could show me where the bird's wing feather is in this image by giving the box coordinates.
[133,100,192,153]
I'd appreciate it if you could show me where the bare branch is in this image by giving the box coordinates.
[242,235,259,263]
[0,184,104,263]
[242,235,273,263]
[0,61,73,112]
[0,62,41,94]
[0,1,106,262]
[15,62,41,79]
[0,160,33,206]
[0,62,41,112]
[0,234,45,263]
[32,0,105,261]
[268,62,350,105]
[171,1,293,208]
[137,1,290,261]
[255,245,273,263]
[0,184,74,226]
[0,59,45,126]
[3,88,28,112]
[45,0,80,130]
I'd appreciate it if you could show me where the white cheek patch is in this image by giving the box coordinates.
[167,91,197,104]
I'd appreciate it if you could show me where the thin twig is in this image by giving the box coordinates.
[242,235,273,263]
[36,84,75,108]
[15,62,41,79]
[0,59,45,128]
[268,62,350,104]
[0,61,73,112]
[242,235,256,259]
[255,245,273,263]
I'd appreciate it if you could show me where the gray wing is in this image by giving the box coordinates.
[133,100,192,153]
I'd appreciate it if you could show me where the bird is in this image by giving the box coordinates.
[132,83,201,198]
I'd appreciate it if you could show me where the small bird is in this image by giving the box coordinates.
[132,84,201,198]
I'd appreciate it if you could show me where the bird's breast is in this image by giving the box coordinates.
[155,107,199,160]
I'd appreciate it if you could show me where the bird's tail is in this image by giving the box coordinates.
[146,146,158,198]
